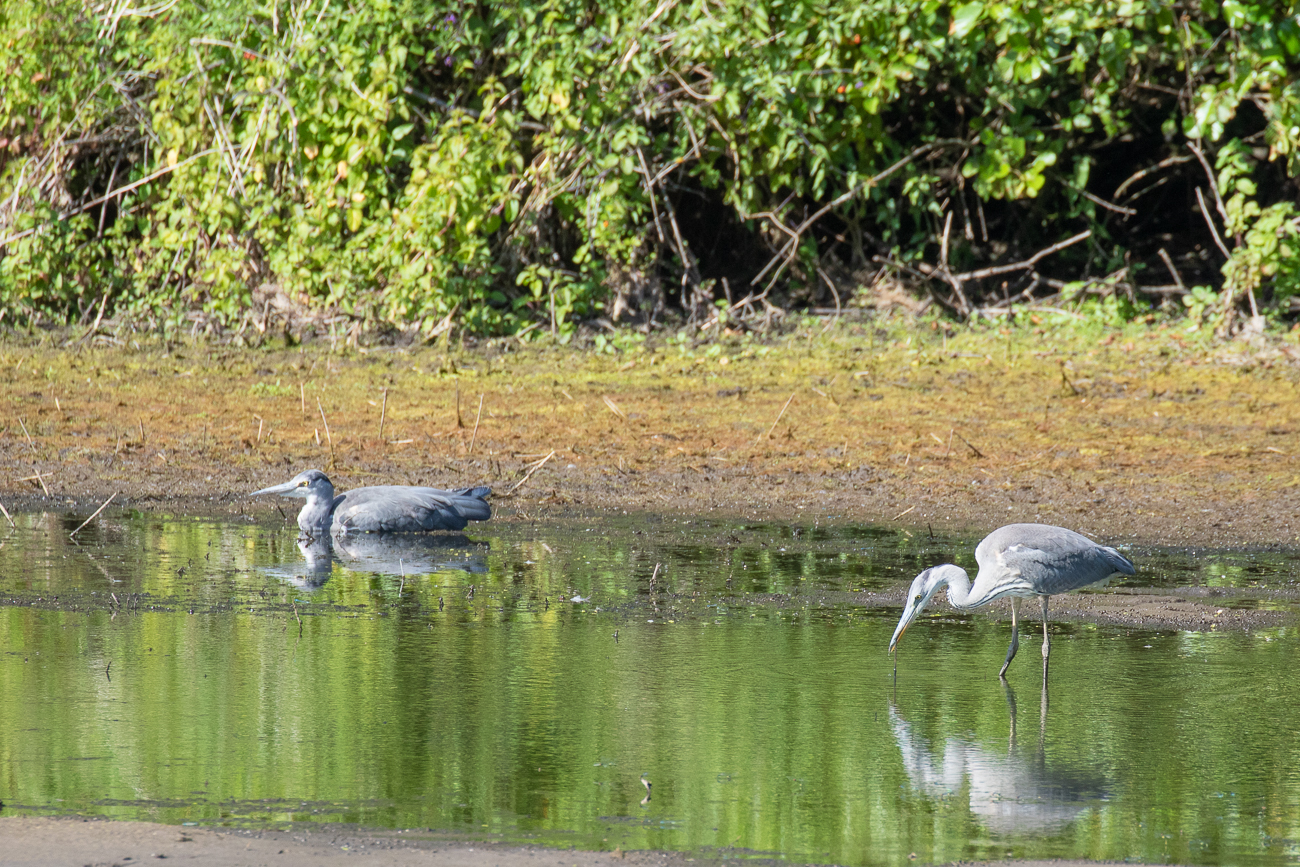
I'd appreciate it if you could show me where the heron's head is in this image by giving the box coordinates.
[888,564,963,655]
[251,469,334,500]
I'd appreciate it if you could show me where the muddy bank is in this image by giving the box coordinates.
[0,816,1143,867]
[2,324,1299,617]
[0,816,699,867]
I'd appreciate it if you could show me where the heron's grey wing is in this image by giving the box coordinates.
[975,523,1134,597]
[332,485,491,533]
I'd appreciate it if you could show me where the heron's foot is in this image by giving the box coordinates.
[999,635,1019,678]
[998,651,1015,679]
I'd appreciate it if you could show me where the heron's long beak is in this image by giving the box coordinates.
[251,479,301,497]
[888,617,911,655]
[888,602,920,655]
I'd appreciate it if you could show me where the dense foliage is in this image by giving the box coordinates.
[1,0,1298,337]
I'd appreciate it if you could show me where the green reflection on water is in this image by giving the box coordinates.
[1,511,1300,866]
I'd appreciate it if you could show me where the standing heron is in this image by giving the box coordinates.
[888,523,1134,677]
[251,469,491,539]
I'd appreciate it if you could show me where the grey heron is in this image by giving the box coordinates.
[251,469,491,539]
[888,523,1134,677]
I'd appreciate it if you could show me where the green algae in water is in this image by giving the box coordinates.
[1,511,1299,866]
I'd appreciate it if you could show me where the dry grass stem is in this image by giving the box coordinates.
[603,396,627,419]
[955,430,983,458]
[18,417,35,452]
[19,470,51,497]
[379,388,388,441]
[469,394,484,454]
[0,499,14,528]
[505,449,556,496]
[759,392,797,442]
[70,492,117,540]
[317,398,335,467]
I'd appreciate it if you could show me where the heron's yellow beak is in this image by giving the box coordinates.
[888,615,911,654]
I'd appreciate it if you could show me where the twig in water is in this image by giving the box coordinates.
[398,559,406,595]
[0,499,14,528]
[504,450,556,496]
[469,394,484,454]
[758,392,797,443]
[70,492,117,539]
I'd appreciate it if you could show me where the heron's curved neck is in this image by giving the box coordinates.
[935,566,978,610]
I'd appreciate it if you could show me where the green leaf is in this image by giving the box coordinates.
[949,3,983,39]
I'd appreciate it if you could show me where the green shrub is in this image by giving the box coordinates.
[1,0,1297,336]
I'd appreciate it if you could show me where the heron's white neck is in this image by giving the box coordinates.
[930,564,979,610]
[296,486,337,535]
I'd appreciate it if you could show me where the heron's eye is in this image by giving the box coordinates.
[913,593,923,604]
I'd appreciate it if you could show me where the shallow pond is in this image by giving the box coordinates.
[2,511,1300,865]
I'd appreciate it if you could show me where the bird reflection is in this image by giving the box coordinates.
[332,532,488,576]
[269,534,488,590]
[890,681,1107,835]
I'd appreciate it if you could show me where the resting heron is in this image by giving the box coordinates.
[888,523,1134,677]
[251,469,491,539]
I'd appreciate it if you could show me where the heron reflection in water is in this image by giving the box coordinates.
[890,681,1108,835]
[277,533,489,590]
[889,523,1134,677]
[251,469,491,540]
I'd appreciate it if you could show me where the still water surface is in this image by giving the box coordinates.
[1,511,1299,865]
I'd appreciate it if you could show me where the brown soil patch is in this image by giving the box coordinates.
[4,324,1299,546]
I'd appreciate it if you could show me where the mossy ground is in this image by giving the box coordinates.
[2,315,1299,547]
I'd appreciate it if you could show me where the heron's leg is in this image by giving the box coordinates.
[1040,595,1051,660]
[999,597,1021,679]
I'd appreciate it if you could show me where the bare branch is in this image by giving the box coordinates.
[1196,188,1232,259]
[1113,154,1193,199]
[749,139,973,292]
[1187,142,1228,223]
[953,230,1092,281]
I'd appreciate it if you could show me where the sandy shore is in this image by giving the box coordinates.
[0,816,1151,867]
